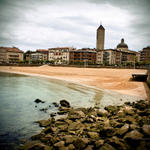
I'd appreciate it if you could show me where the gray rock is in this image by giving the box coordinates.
[83,117,95,123]
[142,125,150,135]
[36,119,51,127]
[98,117,110,127]
[68,144,75,150]
[99,143,116,150]
[107,136,127,150]
[34,98,45,103]
[97,110,108,117]
[23,142,51,150]
[39,108,48,113]
[57,110,68,115]
[130,124,140,130]
[73,138,89,150]
[54,141,65,148]
[68,110,85,121]
[116,124,129,136]
[84,145,93,150]
[43,127,53,134]
[124,130,144,140]
[60,100,70,108]
[50,112,57,117]
[119,116,136,124]
[136,141,147,150]
[63,135,75,144]
[124,108,135,116]
[110,120,121,128]
[100,127,115,137]
[51,127,57,133]
[75,110,85,118]
[95,140,104,148]
[104,105,119,115]
[87,132,99,139]
[59,106,71,112]
[133,100,149,110]
[52,102,59,107]
[31,133,45,140]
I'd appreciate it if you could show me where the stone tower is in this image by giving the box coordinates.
[96,24,105,50]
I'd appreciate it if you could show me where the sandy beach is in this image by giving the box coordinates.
[0,66,148,99]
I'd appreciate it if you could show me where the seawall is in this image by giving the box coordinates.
[147,68,150,85]
[146,68,150,100]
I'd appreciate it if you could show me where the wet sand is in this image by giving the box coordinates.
[0,66,148,99]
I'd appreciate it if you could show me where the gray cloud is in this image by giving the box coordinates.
[88,0,150,47]
[0,0,149,51]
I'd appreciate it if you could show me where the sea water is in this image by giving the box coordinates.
[0,72,140,148]
[0,72,102,148]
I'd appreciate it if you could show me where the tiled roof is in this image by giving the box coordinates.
[36,49,48,52]
[48,47,76,50]
[70,49,96,53]
[0,47,23,53]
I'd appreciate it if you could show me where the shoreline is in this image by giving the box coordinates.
[0,66,148,100]
[0,69,145,101]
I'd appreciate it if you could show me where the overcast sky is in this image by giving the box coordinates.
[0,0,149,51]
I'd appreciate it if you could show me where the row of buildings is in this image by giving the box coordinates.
[0,44,149,65]
[0,25,149,65]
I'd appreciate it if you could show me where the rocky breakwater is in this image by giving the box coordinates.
[21,100,150,150]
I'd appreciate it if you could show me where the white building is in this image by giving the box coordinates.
[30,52,43,62]
[48,47,76,64]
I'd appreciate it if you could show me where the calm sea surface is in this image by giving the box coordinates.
[0,72,140,149]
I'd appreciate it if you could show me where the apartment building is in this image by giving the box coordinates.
[103,49,116,65]
[69,48,97,64]
[24,49,48,63]
[0,47,23,64]
[140,46,150,62]
[48,47,75,64]
[30,52,43,62]
[96,50,104,64]
[96,49,136,65]
[36,49,48,61]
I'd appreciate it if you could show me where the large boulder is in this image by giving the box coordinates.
[73,138,89,150]
[60,100,70,108]
[107,136,127,150]
[67,144,75,150]
[34,98,45,103]
[87,132,99,139]
[31,133,45,141]
[97,110,108,117]
[62,135,75,144]
[133,100,150,110]
[99,143,116,150]
[100,127,115,137]
[116,124,129,136]
[54,141,65,149]
[124,130,144,140]
[95,139,104,148]
[124,130,144,148]
[68,110,85,121]
[36,119,51,127]
[23,141,51,150]
[104,105,119,115]
[119,116,136,124]
[84,145,93,150]
[52,102,59,107]
[142,125,150,135]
